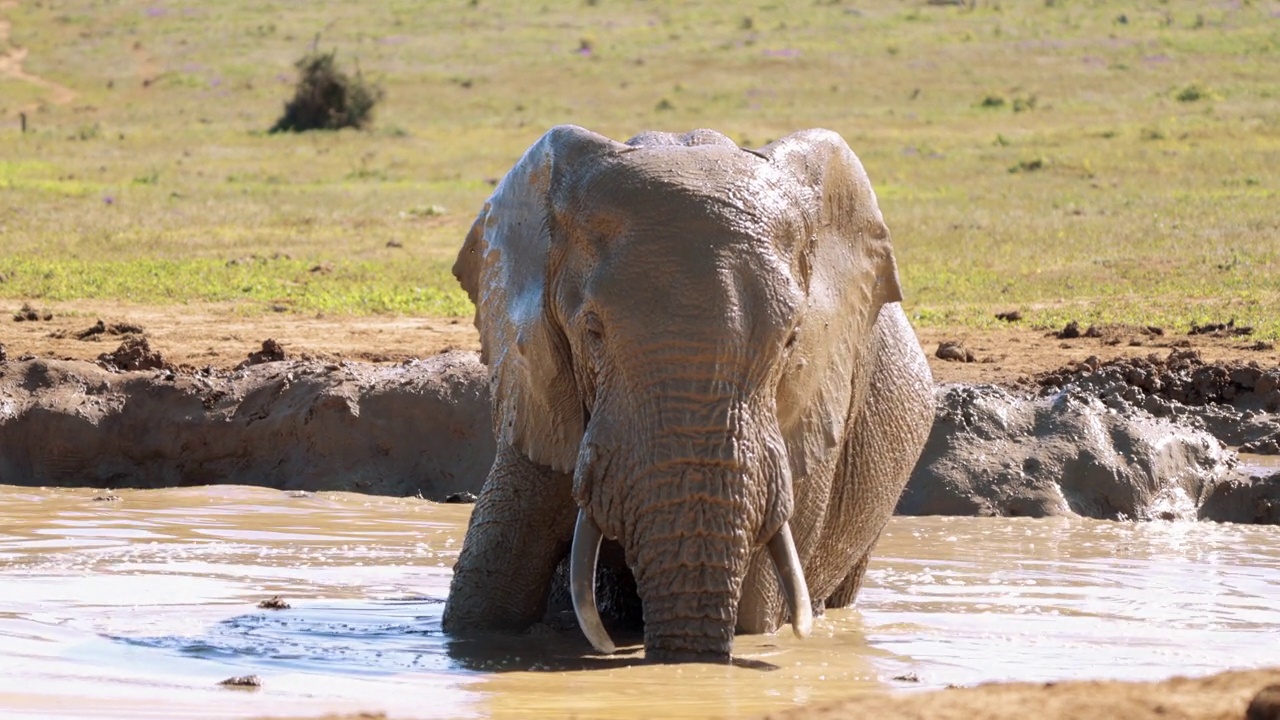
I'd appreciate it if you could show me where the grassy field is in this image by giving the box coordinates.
[2,0,1278,334]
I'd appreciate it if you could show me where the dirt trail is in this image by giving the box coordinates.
[0,2,79,112]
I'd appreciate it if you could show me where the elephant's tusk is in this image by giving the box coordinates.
[570,508,617,654]
[766,521,813,639]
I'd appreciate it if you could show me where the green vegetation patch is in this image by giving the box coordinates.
[0,257,471,317]
[0,0,1276,335]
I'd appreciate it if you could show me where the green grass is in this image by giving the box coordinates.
[1,0,1277,335]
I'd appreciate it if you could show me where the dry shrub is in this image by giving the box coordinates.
[270,50,383,133]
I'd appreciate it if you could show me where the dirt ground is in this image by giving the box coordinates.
[4,300,1277,385]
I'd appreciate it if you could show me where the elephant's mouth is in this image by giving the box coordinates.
[567,508,813,661]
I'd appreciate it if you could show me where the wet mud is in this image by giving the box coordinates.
[900,349,1280,524]
[1,348,1277,524]
[0,352,493,500]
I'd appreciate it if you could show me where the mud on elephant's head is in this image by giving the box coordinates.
[453,125,903,662]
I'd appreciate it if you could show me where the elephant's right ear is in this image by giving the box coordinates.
[761,129,903,311]
[461,125,624,474]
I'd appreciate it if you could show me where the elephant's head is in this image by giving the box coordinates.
[453,125,902,662]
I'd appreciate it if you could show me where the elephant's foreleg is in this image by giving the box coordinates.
[442,444,577,633]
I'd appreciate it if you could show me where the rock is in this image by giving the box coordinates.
[1057,321,1082,339]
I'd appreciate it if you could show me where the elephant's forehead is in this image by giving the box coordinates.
[555,146,806,252]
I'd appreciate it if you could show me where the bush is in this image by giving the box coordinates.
[1175,83,1213,103]
[270,50,383,133]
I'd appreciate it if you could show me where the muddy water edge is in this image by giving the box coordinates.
[0,485,1277,720]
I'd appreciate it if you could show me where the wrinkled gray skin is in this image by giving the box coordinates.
[441,125,934,663]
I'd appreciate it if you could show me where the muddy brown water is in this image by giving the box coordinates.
[1,486,1277,720]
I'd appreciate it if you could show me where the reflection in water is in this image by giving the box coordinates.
[0,485,1276,719]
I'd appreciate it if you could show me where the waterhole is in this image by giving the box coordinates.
[1,485,1276,719]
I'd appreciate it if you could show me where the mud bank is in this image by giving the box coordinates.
[1,349,1277,522]
[0,352,493,499]
[901,351,1280,523]
[763,667,1280,720]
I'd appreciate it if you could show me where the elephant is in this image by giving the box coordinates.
[441,125,934,663]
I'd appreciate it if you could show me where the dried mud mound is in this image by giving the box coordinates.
[0,352,493,499]
[901,350,1280,524]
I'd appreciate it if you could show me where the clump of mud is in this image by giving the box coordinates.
[1055,321,1165,344]
[12,303,52,322]
[1028,349,1280,450]
[239,338,287,368]
[1033,349,1280,409]
[97,336,171,372]
[935,341,976,363]
[76,319,146,340]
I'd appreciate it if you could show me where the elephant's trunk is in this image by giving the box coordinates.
[629,480,748,663]
[571,366,811,661]
[568,509,812,658]
[570,449,813,661]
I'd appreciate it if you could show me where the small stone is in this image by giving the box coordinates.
[444,491,479,504]
[893,672,921,683]
[257,596,291,610]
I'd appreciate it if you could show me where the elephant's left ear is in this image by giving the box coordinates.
[466,126,627,474]
[762,129,903,309]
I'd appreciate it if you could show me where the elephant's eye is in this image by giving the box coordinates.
[784,326,800,351]
[582,311,605,345]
